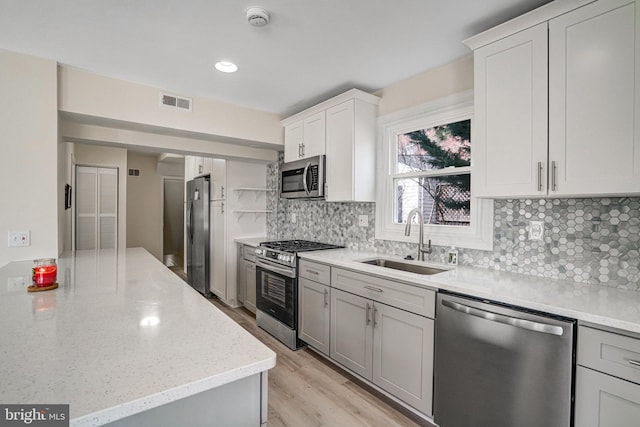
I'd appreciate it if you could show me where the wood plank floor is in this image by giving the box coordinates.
[206,296,434,427]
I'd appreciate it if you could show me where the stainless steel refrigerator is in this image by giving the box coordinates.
[186,176,210,296]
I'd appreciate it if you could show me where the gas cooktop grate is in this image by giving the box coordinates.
[260,240,343,253]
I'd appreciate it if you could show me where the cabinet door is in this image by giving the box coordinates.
[326,100,354,202]
[372,303,434,415]
[298,278,330,355]
[330,288,373,380]
[473,22,548,197]
[575,366,640,427]
[244,262,256,314]
[237,247,246,304]
[549,0,640,196]
[302,111,326,159]
[209,201,226,299]
[284,120,303,163]
[210,159,226,200]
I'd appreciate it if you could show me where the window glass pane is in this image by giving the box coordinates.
[393,175,471,227]
[396,119,471,173]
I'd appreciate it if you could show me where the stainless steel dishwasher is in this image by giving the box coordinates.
[434,292,575,427]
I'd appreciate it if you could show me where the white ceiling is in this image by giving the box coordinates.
[0,0,552,116]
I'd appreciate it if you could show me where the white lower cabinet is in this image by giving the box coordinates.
[244,261,256,314]
[298,277,330,356]
[330,288,433,415]
[237,244,256,314]
[373,302,433,414]
[575,366,640,427]
[330,288,373,378]
[575,325,640,426]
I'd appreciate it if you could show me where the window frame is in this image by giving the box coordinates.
[375,90,494,251]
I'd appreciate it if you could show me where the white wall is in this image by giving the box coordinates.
[58,66,284,148]
[376,55,473,116]
[126,152,163,261]
[0,48,58,267]
[73,144,128,251]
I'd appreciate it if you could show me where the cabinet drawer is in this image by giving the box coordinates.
[331,268,435,318]
[299,260,331,285]
[243,245,256,263]
[578,326,640,384]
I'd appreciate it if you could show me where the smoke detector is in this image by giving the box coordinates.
[246,7,270,27]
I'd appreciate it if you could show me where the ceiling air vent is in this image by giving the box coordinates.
[160,93,192,112]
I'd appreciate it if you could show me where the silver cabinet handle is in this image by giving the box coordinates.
[301,143,305,157]
[537,161,543,192]
[364,285,383,293]
[627,359,640,367]
[221,186,225,198]
[441,299,565,336]
[306,269,319,276]
[324,289,329,308]
[551,160,557,191]
[298,143,302,158]
[221,202,225,214]
[366,303,371,325]
[373,305,378,328]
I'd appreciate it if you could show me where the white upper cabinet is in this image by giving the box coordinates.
[549,0,640,196]
[472,23,549,197]
[283,111,326,163]
[282,89,380,202]
[185,156,214,181]
[325,99,377,202]
[467,0,640,198]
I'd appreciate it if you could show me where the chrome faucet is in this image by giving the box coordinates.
[404,208,432,261]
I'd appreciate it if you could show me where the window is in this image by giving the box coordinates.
[376,91,493,250]
[394,119,471,227]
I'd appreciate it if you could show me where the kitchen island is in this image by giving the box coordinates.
[0,248,276,426]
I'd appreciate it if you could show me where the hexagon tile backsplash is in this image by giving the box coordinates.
[266,160,640,291]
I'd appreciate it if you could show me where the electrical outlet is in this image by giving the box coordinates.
[358,215,369,227]
[291,213,297,223]
[8,231,30,247]
[528,221,544,240]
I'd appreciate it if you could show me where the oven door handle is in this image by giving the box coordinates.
[256,259,297,279]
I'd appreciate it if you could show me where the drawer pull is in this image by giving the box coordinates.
[366,303,371,325]
[627,359,640,367]
[306,269,319,275]
[364,285,383,293]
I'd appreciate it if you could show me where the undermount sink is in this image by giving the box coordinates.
[359,258,448,275]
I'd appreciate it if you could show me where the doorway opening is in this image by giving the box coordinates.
[162,177,185,269]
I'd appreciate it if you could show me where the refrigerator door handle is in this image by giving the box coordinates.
[188,200,194,242]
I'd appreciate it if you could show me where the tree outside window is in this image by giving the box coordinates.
[394,119,471,227]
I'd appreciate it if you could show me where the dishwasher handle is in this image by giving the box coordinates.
[441,298,565,337]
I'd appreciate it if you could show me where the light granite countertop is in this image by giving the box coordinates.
[0,248,276,426]
[234,236,266,248]
[299,249,640,335]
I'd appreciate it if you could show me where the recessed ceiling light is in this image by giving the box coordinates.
[215,61,238,73]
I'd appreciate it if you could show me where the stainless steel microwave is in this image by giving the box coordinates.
[280,155,326,199]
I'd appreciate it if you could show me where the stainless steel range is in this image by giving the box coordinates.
[255,240,343,350]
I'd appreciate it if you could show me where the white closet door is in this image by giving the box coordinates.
[98,168,118,249]
[76,166,98,250]
[76,166,118,250]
